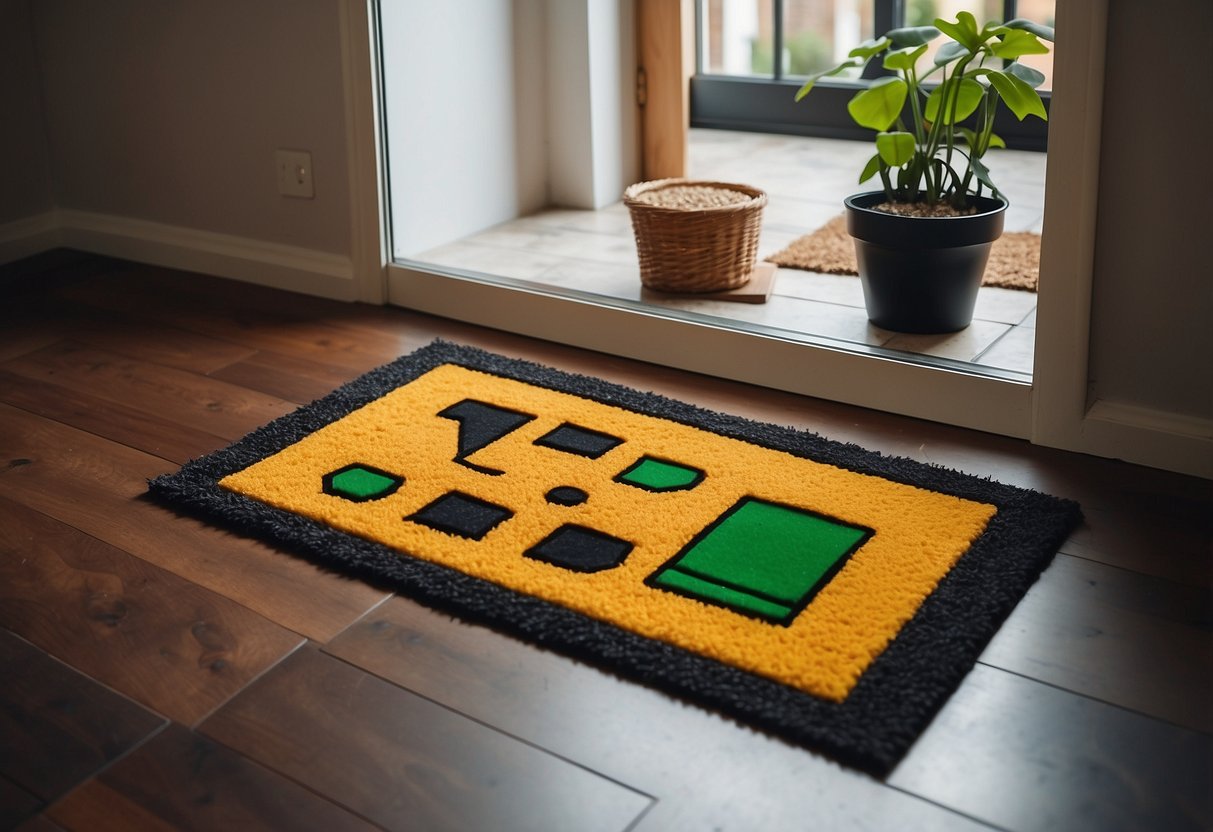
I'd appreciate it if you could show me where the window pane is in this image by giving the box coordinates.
[782,0,874,79]
[915,1,1002,69]
[910,2,1054,92]
[702,0,774,77]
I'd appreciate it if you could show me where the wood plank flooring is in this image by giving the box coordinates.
[0,255,1209,831]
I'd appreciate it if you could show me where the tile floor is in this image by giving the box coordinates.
[409,129,1046,381]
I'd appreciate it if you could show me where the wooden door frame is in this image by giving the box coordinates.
[637,0,695,179]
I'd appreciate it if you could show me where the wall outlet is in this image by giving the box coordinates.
[276,149,314,198]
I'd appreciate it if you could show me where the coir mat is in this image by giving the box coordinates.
[148,341,1081,774]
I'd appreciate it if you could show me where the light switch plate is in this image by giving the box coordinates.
[276,150,314,198]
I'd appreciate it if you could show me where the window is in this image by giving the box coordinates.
[692,0,1055,150]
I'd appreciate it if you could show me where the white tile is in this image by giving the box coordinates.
[757,227,804,259]
[647,293,894,347]
[770,270,867,308]
[533,259,642,301]
[972,287,1038,325]
[524,205,634,236]
[411,241,563,280]
[470,221,639,266]
[761,196,843,233]
[974,326,1037,374]
[883,319,1012,362]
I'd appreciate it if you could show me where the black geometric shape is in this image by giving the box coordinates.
[533,423,622,459]
[545,486,588,507]
[408,491,512,540]
[439,399,535,475]
[525,524,633,573]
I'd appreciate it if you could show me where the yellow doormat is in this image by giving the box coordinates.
[770,214,1041,292]
[149,341,1080,774]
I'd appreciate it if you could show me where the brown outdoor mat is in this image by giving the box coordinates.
[770,214,1040,292]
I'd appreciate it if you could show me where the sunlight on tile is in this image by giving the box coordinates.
[884,320,1013,363]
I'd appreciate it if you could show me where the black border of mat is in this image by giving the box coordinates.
[148,341,1081,775]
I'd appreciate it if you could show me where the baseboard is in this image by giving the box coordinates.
[0,212,63,265]
[56,210,360,302]
[1079,399,1213,480]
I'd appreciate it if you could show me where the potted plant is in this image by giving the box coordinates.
[795,12,1052,333]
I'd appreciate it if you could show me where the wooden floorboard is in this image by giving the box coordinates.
[323,596,993,832]
[0,255,1208,831]
[979,552,1212,732]
[0,405,388,643]
[0,369,231,465]
[0,629,163,820]
[200,645,653,832]
[207,350,365,406]
[890,664,1212,832]
[0,341,297,443]
[46,723,380,832]
[0,497,303,725]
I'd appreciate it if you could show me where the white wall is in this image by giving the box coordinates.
[0,0,53,225]
[546,0,638,210]
[588,0,638,209]
[386,0,639,257]
[383,0,549,258]
[1087,0,1213,423]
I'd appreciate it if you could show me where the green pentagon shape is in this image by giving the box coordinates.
[323,463,404,502]
[615,456,704,492]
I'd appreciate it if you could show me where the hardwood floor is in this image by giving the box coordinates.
[1,254,1209,831]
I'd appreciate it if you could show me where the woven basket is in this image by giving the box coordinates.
[624,178,767,293]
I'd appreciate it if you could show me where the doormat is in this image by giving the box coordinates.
[770,214,1040,292]
[148,341,1079,775]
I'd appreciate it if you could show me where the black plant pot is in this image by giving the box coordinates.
[844,191,1007,334]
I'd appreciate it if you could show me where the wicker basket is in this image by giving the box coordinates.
[624,178,767,293]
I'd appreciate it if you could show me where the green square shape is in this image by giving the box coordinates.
[650,497,871,623]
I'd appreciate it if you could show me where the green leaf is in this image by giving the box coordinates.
[958,128,1005,151]
[886,26,939,48]
[969,155,1004,199]
[933,40,971,66]
[935,12,981,50]
[987,69,1048,121]
[858,153,883,184]
[847,37,892,59]
[794,58,863,101]
[1006,61,1046,89]
[882,44,928,71]
[1003,18,1055,42]
[847,77,908,131]
[991,29,1050,60]
[875,131,916,167]
[924,77,984,123]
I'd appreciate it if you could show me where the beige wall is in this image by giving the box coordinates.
[30,0,352,255]
[0,0,54,224]
[1087,0,1213,421]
